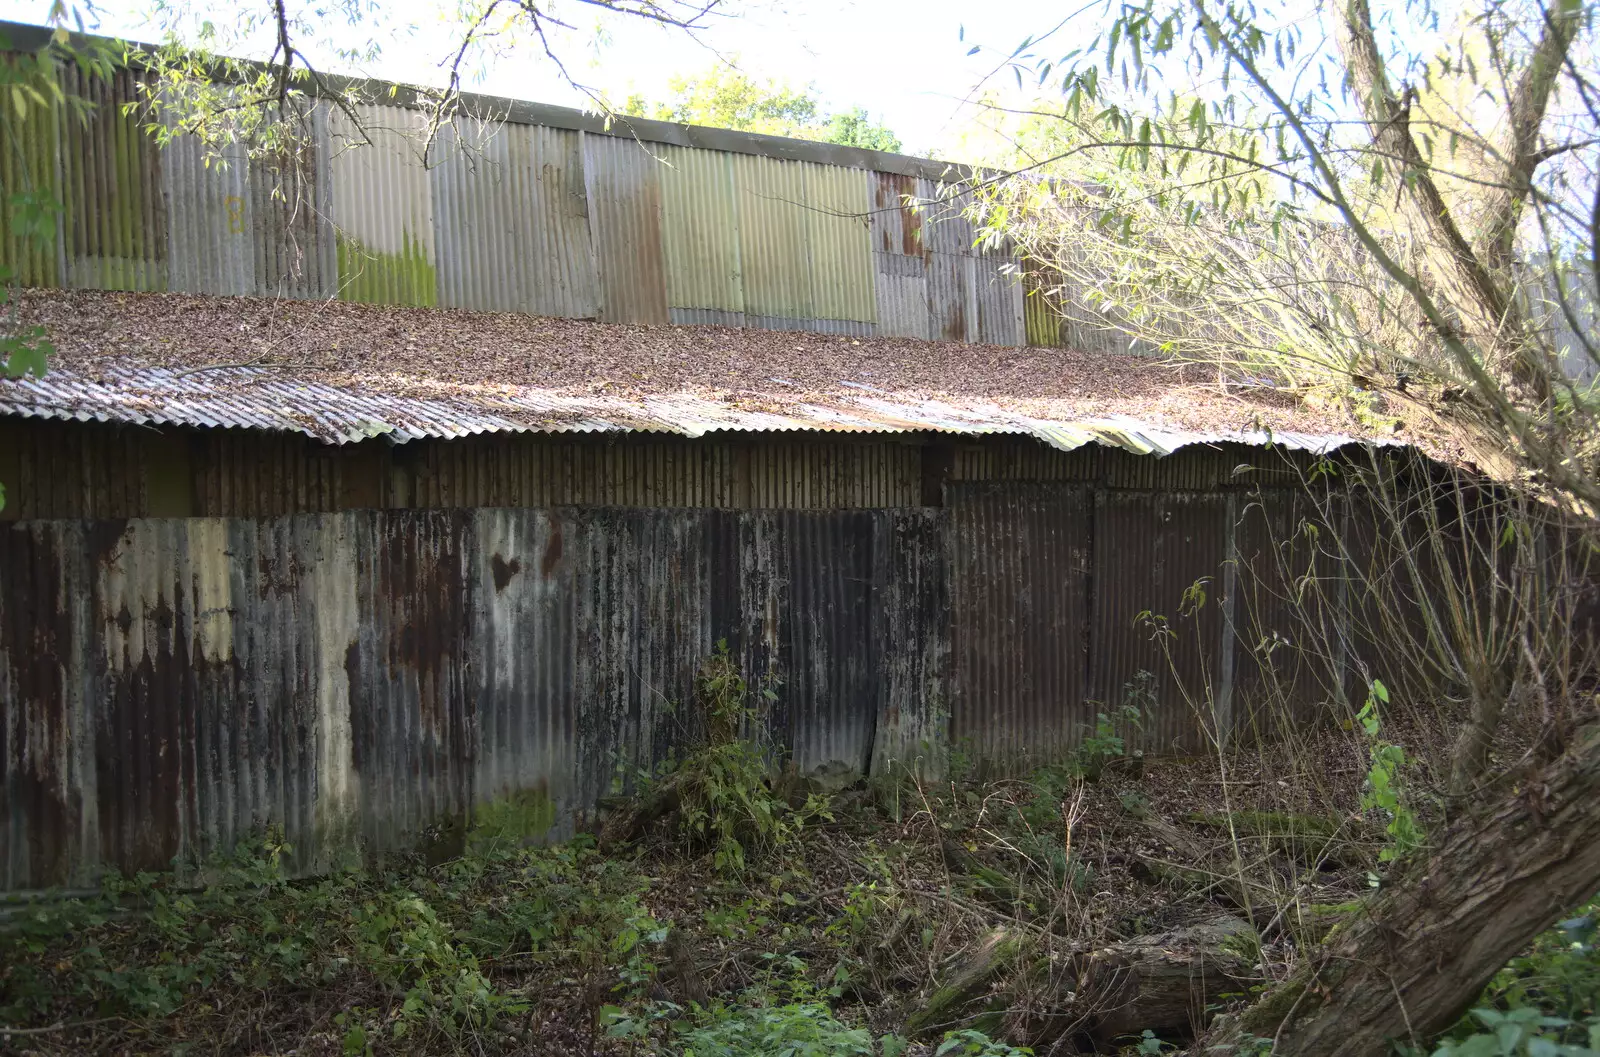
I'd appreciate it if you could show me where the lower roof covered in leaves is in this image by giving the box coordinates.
[1,289,1402,456]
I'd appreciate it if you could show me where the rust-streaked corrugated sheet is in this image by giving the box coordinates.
[584,134,670,324]
[0,505,948,890]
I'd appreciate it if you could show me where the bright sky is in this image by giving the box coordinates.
[0,0,1074,156]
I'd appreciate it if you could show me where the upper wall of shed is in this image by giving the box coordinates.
[0,418,1335,520]
[0,26,1124,354]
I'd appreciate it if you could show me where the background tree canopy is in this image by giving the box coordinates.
[618,63,902,150]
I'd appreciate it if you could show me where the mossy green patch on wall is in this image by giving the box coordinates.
[467,787,558,857]
[337,228,437,306]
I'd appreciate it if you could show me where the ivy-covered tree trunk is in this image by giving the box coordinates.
[1211,729,1600,1055]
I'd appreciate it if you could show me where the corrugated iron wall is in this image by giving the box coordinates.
[8,52,1091,349]
[0,506,948,890]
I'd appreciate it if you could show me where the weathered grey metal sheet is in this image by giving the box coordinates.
[949,482,1092,765]
[163,134,256,296]
[250,104,337,300]
[1092,491,1229,752]
[431,119,599,318]
[872,251,930,340]
[583,134,670,324]
[927,250,971,342]
[972,256,1025,347]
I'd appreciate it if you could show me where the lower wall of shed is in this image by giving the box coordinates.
[0,478,1375,892]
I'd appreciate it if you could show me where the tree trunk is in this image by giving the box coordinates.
[1210,728,1600,1056]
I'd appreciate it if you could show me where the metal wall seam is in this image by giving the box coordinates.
[659,145,745,314]
[583,133,670,324]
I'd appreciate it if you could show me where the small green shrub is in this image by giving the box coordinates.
[1356,680,1423,863]
[935,1027,1034,1056]
[676,1001,874,1057]
[671,641,829,874]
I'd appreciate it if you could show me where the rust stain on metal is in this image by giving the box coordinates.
[491,553,522,592]
[541,525,564,577]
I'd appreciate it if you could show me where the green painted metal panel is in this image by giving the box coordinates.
[0,52,61,288]
[733,153,813,319]
[659,145,743,313]
[804,162,874,324]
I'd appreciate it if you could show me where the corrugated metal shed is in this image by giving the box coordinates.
[0,362,1391,457]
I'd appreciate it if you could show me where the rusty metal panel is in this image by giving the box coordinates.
[869,171,925,257]
[347,509,474,856]
[251,104,336,299]
[583,133,669,324]
[431,119,598,318]
[659,145,744,314]
[1092,491,1229,752]
[0,520,93,889]
[330,104,436,306]
[949,482,1092,766]
[804,162,875,324]
[58,64,167,292]
[163,134,256,295]
[873,251,930,339]
[973,256,1024,347]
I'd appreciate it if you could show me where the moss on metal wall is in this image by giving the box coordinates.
[337,229,438,306]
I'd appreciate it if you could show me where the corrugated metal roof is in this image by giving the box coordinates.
[0,361,1396,455]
